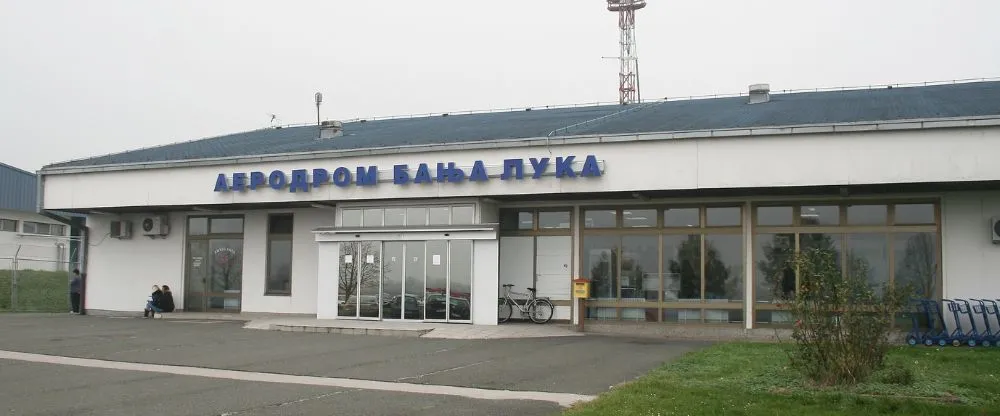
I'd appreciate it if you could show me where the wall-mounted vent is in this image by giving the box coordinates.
[748,83,771,104]
[110,220,133,239]
[319,120,344,139]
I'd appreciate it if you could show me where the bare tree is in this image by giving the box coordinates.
[339,241,392,302]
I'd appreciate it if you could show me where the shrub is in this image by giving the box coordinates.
[773,248,914,386]
[874,363,915,386]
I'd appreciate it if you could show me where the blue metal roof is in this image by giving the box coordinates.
[0,163,37,212]
[44,81,1000,169]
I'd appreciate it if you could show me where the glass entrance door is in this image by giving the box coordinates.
[338,241,383,319]
[336,239,471,323]
[185,238,244,311]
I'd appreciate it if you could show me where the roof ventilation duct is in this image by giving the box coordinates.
[318,120,344,139]
[748,83,771,104]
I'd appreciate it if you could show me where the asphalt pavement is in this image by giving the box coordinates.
[0,314,707,415]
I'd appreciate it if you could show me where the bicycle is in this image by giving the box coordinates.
[498,284,554,324]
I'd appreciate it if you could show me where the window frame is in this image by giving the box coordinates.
[0,219,18,233]
[750,200,942,326]
[264,213,295,296]
[21,221,65,236]
[579,205,745,324]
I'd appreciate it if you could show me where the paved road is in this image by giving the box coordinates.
[0,314,707,415]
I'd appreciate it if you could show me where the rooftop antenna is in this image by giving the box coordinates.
[605,0,646,105]
[314,92,323,131]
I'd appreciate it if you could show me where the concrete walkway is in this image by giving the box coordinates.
[243,317,585,340]
[148,312,585,340]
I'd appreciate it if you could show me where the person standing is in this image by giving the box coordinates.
[69,269,82,314]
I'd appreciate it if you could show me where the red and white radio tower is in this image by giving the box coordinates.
[606,0,646,105]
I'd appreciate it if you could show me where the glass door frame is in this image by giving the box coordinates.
[338,241,383,321]
[184,215,246,313]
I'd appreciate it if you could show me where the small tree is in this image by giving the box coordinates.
[775,247,913,386]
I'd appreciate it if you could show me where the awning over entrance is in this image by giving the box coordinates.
[312,224,499,242]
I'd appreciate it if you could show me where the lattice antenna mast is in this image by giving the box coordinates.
[607,0,646,105]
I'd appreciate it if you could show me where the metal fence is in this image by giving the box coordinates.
[1,244,78,313]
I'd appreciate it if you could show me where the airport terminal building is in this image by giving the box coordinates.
[38,81,1000,327]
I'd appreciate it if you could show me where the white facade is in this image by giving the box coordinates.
[0,209,72,272]
[37,121,1000,328]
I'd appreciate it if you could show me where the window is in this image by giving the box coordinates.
[265,214,294,295]
[584,209,617,228]
[538,211,570,229]
[0,219,16,232]
[451,205,475,225]
[341,209,362,227]
[343,205,476,227]
[752,201,941,326]
[581,205,744,324]
[22,221,65,236]
[210,218,244,234]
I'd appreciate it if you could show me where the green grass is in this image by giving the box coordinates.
[564,342,1000,416]
[0,269,71,312]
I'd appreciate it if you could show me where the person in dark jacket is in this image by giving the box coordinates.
[158,285,176,313]
[69,269,82,314]
[144,285,163,318]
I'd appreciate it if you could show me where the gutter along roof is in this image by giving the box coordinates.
[40,80,1000,174]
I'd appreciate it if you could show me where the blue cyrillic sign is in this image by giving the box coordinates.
[213,155,604,193]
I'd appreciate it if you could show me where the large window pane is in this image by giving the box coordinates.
[894,204,935,225]
[428,207,450,225]
[451,206,475,225]
[363,208,384,227]
[704,234,743,301]
[664,208,699,228]
[754,233,795,302]
[846,233,889,293]
[425,241,448,319]
[539,211,571,229]
[893,232,937,298]
[188,217,208,235]
[623,209,657,228]
[341,209,362,227]
[584,210,617,228]
[663,234,701,301]
[406,207,427,226]
[757,206,793,226]
[211,218,243,234]
[621,236,659,302]
[583,235,619,300]
[448,240,473,321]
[268,214,294,234]
[847,204,887,225]
[800,205,840,226]
[266,240,293,295]
[384,208,406,227]
[707,207,740,227]
[500,209,533,230]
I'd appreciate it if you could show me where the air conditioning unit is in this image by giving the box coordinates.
[110,220,133,239]
[140,215,170,237]
[992,217,1000,244]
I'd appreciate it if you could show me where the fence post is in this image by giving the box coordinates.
[11,257,17,312]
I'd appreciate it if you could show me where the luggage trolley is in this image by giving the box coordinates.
[970,299,1000,347]
[942,299,979,347]
[917,298,951,347]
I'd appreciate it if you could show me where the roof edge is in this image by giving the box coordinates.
[38,114,1000,176]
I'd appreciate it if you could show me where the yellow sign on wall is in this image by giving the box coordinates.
[572,279,591,299]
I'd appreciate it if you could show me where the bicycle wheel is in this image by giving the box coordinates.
[527,298,554,324]
[498,298,513,323]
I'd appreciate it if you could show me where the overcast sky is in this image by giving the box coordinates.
[2,0,998,172]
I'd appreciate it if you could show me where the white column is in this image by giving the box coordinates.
[315,241,341,319]
[472,239,500,325]
[743,200,754,329]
